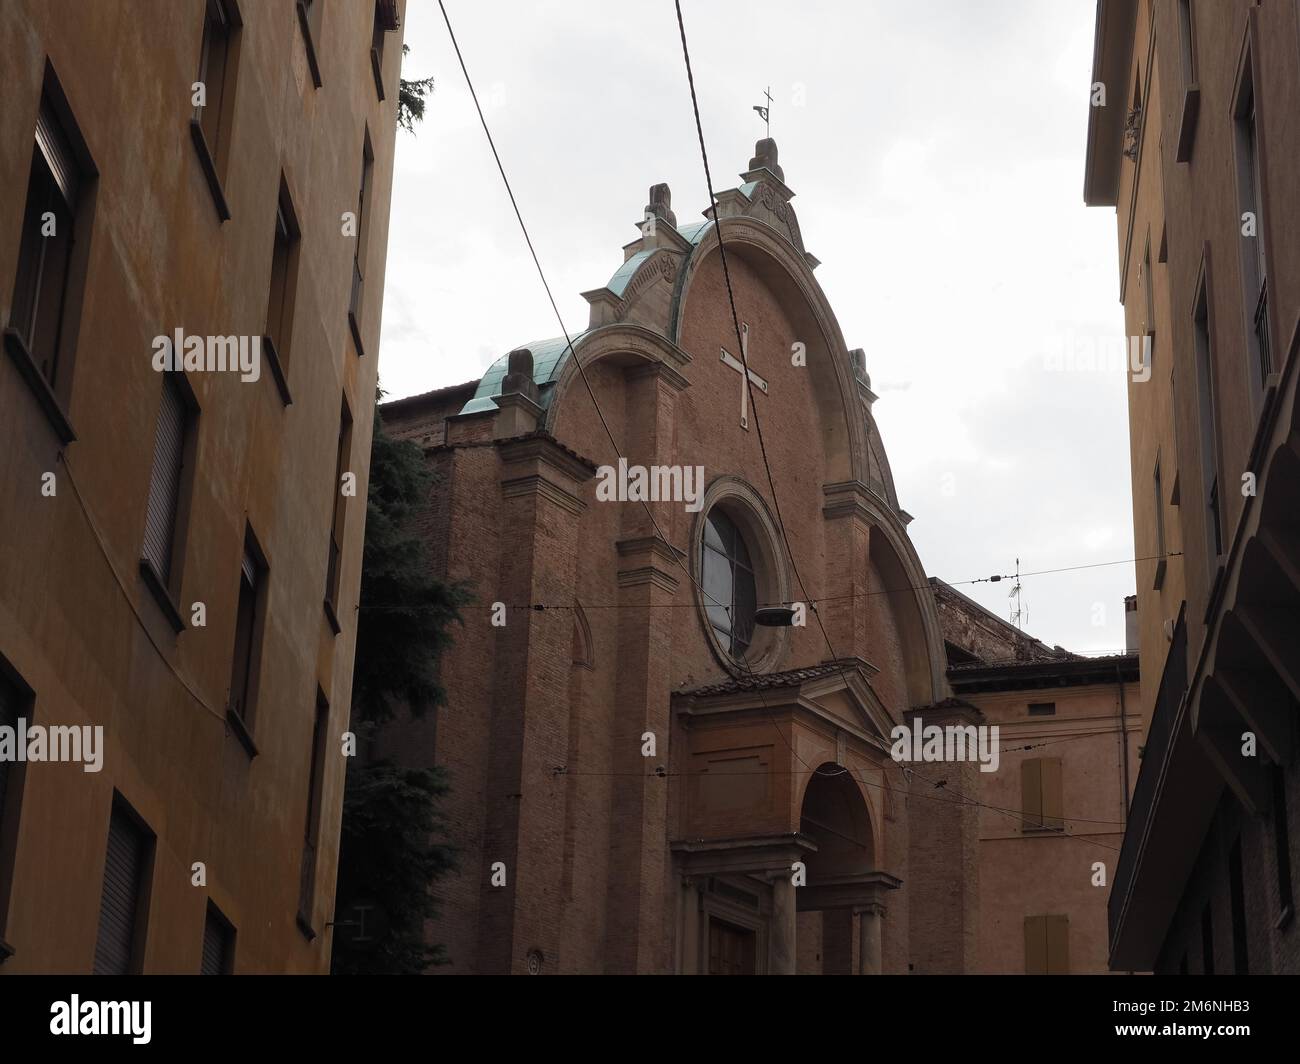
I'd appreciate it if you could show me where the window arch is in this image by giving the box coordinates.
[691,476,790,676]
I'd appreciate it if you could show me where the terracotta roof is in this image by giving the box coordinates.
[379,379,480,411]
[682,660,861,698]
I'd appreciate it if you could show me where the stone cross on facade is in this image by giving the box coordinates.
[719,323,768,430]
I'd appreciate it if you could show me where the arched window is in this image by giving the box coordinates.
[701,509,756,657]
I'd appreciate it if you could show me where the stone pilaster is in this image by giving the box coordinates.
[475,434,594,974]
[603,359,689,973]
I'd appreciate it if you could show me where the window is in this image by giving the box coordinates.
[297,0,323,87]
[1232,50,1270,393]
[92,801,153,975]
[1024,915,1069,974]
[1123,69,1143,160]
[140,372,195,627]
[298,693,329,935]
[4,76,94,444]
[200,903,234,974]
[1177,0,1197,87]
[0,661,33,957]
[227,532,266,738]
[702,509,757,657]
[323,400,352,633]
[1141,234,1156,348]
[1272,764,1294,919]
[1021,758,1063,831]
[1200,902,1215,975]
[1153,455,1167,589]
[1229,838,1248,974]
[348,131,374,356]
[263,178,300,403]
[191,0,241,221]
[370,3,388,100]
[1027,702,1056,717]
[1192,275,1223,562]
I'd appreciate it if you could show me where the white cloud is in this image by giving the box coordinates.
[378,0,1134,655]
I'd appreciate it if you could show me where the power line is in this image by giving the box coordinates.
[435,0,845,801]
[358,547,1177,612]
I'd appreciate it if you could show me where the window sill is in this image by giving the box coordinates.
[1021,826,1066,835]
[347,309,365,359]
[225,706,259,759]
[3,328,77,444]
[323,596,342,635]
[138,557,186,633]
[296,2,322,88]
[189,119,231,223]
[1175,84,1200,163]
[370,47,385,101]
[261,335,292,406]
[296,910,317,942]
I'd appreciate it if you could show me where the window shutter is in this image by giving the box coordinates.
[93,808,147,975]
[1021,759,1043,829]
[1041,758,1064,830]
[35,100,79,205]
[1024,915,1047,974]
[1046,914,1070,974]
[201,907,230,975]
[143,376,186,582]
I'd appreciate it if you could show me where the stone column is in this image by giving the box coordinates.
[856,903,883,975]
[769,876,798,975]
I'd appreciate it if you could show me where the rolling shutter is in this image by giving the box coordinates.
[35,100,79,205]
[201,906,231,975]
[92,807,147,975]
[142,376,186,582]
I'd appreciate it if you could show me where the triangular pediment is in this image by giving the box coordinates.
[675,660,898,752]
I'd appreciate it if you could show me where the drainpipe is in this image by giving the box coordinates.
[1116,663,1131,824]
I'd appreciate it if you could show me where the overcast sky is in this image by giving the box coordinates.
[377,0,1136,657]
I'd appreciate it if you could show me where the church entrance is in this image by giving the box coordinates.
[708,919,756,975]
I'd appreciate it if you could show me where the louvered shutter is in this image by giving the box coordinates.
[142,376,186,582]
[92,808,146,974]
[200,907,230,974]
[35,100,78,206]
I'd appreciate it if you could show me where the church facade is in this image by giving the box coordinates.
[382,141,986,974]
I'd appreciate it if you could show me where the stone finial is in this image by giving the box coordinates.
[748,137,784,182]
[502,347,539,404]
[849,348,869,387]
[645,183,677,228]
